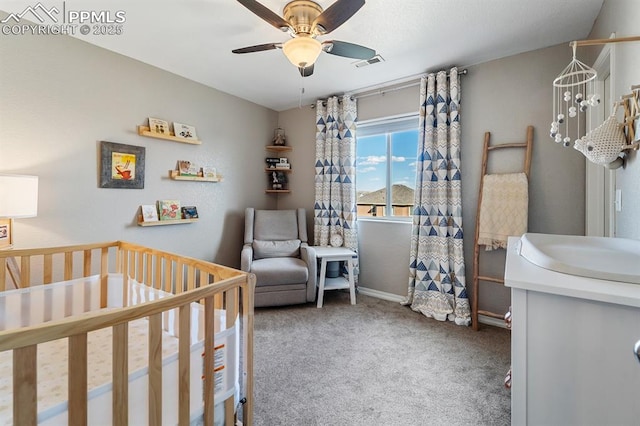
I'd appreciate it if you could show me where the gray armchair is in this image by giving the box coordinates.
[241,208,317,307]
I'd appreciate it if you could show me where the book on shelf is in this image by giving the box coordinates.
[177,160,200,177]
[181,206,198,219]
[265,157,280,165]
[140,205,159,222]
[275,163,291,169]
[157,200,181,220]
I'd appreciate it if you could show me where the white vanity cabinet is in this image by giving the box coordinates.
[504,237,640,426]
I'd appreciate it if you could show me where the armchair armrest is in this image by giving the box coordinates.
[241,244,253,272]
[300,244,317,302]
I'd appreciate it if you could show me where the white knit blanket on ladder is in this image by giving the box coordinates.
[478,172,528,250]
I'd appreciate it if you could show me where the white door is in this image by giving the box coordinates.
[585,44,616,237]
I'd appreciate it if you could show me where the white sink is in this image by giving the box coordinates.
[518,233,640,284]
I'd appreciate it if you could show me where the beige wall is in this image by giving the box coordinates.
[586,0,640,239]
[279,44,587,315]
[0,22,278,268]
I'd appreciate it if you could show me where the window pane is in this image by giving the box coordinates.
[356,134,386,217]
[390,130,418,217]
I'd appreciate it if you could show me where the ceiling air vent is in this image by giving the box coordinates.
[354,55,385,68]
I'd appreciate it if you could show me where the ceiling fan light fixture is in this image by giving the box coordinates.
[283,36,322,68]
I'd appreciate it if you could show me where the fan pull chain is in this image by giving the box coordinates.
[299,86,305,109]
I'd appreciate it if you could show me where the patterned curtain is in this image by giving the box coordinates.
[314,96,358,259]
[403,67,470,326]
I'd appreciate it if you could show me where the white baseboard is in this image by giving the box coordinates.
[478,315,508,329]
[357,286,508,329]
[357,286,405,303]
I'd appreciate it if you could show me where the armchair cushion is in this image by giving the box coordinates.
[251,257,309,286]
[252,239,301,259]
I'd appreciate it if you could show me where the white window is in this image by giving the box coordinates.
[356,115,419,219]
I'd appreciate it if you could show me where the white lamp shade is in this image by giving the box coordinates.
[282,37,322,68]
[0,174,38,218]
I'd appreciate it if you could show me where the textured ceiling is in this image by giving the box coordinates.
[3,0,604,111]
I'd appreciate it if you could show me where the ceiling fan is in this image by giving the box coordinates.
[232,0,376,77]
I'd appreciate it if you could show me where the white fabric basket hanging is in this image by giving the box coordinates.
[574,103,626,166]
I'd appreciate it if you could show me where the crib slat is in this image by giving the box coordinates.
[83,250,92,277]
[164,259,173,294]
[203,296,215,425]
[136,251,144,283]
[154,255,162,290]
[20,256,30,288]
[64,252,73,281]
[148,313,163,425]
[176,262,184,294]
[187,265,195,291]
[0,258,5,291]
[69,333,88,426]
[224,288,238,424]
[100,247,109,308]
[43,254,53,284]
[179,303,191,426]
[243,274,256,426]
[13,345,37,426]
[145,253,153,287]
[122,251,130,307]
[129,251,136,280]
[113,323,128,426]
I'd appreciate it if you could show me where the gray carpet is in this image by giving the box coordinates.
[252,291,511,426]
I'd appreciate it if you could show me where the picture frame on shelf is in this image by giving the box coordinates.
[181,206,198,219]
[0,219,12,249]
[100,141,145,189]
[173,122,198,140]
[140,205,159,222]
[148,117,170,135]
[157,200,181,220]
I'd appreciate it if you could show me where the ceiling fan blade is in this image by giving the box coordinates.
[298,64,315,77]
[323,40,375,60]
[236,0,290,31]
[232,43,281,54]
[313,0,365,34]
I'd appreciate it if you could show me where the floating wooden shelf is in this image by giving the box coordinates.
[168,170,222,182]
[264,168,292,173]
[138,125,202,145]
[138,218,198,227]
[265,190,291,194]
[265,145,292,152]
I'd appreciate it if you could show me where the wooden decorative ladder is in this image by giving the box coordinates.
[471,126,533,331]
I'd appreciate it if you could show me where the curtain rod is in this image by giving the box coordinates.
[571,35,640,47]
[312,68,468,107]
[353,68,468,100]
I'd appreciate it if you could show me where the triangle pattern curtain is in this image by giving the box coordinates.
[314,95,359,266]
[403,67,470,326]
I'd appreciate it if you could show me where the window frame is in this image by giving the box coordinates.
[356,113,419,222]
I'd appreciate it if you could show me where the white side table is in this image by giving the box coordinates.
[313,246,357,308]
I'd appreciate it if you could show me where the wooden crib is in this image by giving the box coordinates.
[0,241,255,426]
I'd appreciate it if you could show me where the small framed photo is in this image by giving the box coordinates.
[100,141,145,189]
[173,122,198,140]
[149,117,170,135]
[140,205,159,222]
[0,219,12,249]
[181,206,198,219]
